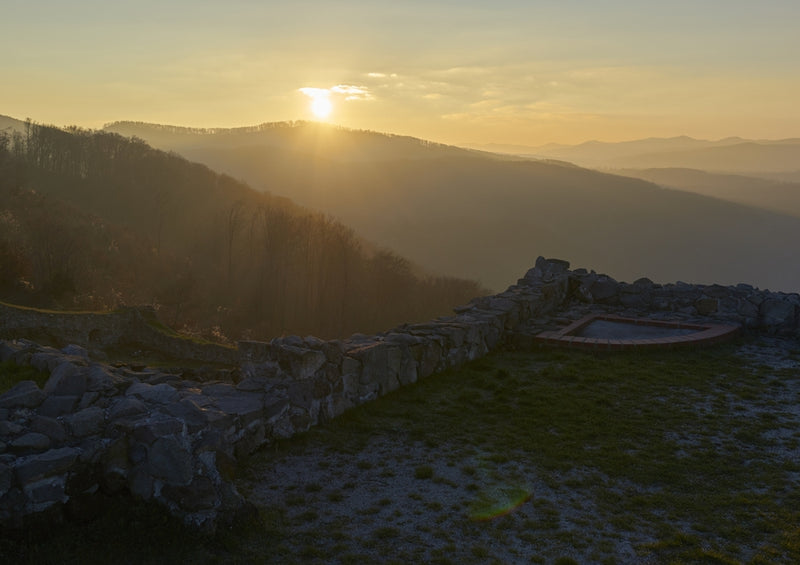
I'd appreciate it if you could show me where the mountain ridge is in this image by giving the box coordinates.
[103,119,800,293]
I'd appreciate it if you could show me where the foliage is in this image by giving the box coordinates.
[0,122,487,341]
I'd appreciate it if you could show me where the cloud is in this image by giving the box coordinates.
[298,84,373,102]
[299,87,330,99]
[330,84,373,101]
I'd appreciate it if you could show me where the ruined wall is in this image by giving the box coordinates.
[1,257,798,530]
[0,303,237,364]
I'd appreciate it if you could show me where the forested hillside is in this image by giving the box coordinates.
[0,122,486,340]
[107,121,800,293]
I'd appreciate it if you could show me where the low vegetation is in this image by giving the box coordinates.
[3,339,799,563]
[0,361,47,393]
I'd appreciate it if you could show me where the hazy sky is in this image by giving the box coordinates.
[2,0,799,145]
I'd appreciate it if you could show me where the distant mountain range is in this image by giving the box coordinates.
[614,168,800,219]
[104,120,800,293]
[468,136,800,174]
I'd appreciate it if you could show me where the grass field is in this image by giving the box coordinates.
[3,338,800,564]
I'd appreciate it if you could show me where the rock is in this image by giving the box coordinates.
[277,345,326,380]
[10,433,51,452]
[29,350,62,373]
[695,297,719,316]
[0,420,24,437]
[163,398,215,433]
[61,345,89,359]
[0,381,45,409]
[589,277,620,302]
[148,437,193,486]
[86,364,129,393]
[14,447,80,485]
[37,395,80,418]
[44,363,87,397]
[125,382,178,404]
[133,417,185,445]
[212,394,264,427]
[29,416,66,444]
[22,475,67,510]
[108,397,148,420]
[524,256,570,282]
[66,407,105,437]
[100,438,129,494]
[78,391,101,410]
[760,299,796,328]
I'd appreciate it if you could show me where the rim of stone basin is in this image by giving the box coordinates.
[533,314,741,350]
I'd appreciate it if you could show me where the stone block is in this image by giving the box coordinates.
[67,407,105,438]
[213,394,264,427]
[125,382,179,404]
[44,363,87,397]
[108,397,148,420]
[0,381,45,409]
[14,447,80,485]
[277,345,327,380]
[22,475,67,510]
[760,299,796,328]
[133,416,185,445]
[148,436,193,486]
[87,364,129,393]
[9,432,51,452]
[37,395,80,418]
[695,297,719,316]
[30,416,66,444]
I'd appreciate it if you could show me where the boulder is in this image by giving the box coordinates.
[589,277,620,302]
[0,381,45,409]
[148,437,193,486]
[125,382,178,404]
[66,407,105,438]
[44,363,87,397]
[760,299,796,328]
[695,297,719,316]
[14,447,80,485]
[37,395,80,418]
[9,433,51,452]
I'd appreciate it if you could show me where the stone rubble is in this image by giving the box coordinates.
[0,257,798,531]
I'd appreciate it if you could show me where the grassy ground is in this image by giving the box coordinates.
[2,338,800,563]
[0,361,48,393]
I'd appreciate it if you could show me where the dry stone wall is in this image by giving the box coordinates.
[0,303,237,365]
[1,257,798,531]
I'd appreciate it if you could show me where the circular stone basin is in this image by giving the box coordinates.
[534,314,740,350]
[575,319,698,340]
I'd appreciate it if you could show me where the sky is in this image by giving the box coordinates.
[2,0,799,146]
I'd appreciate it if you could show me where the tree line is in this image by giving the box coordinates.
[0,121,487,341]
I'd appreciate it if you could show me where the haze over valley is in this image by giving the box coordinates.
[105,120,800,294]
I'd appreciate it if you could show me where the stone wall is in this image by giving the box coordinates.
[0,303,237,364]
[1,257,798,531]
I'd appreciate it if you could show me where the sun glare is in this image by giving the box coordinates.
[311,96,332,119]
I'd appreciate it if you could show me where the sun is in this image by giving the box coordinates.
[311,96,332,119]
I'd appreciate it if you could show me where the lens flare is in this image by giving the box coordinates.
[468,485,532,521]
